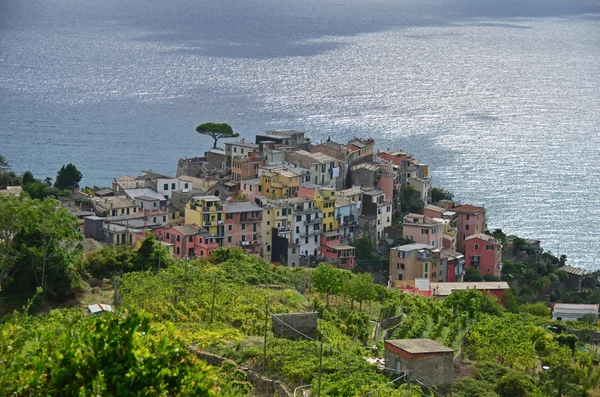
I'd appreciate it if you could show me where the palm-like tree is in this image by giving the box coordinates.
[0,155,10,172]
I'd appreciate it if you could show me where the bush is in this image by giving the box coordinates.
[520,302,550,318]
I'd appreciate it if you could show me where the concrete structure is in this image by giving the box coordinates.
[159,224,218,258]
[429,281,510,299]
[256,129,311,151]
[389,243,442,284]
[552,303,599,322]
[272,312,318,339]
[557,265,586,291]
[464,233,502,277]
[350,163,378,188]
[454,204,487,250]
[384,339,453,394]
[402,213,444,249]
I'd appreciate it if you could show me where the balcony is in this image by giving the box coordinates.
[416,251,432,262]
[304,218,321,225]
[204,221,212,226]
[241,216,262,223]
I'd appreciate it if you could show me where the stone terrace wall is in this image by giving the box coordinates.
[190,349,291,397]
[271,312,318,340]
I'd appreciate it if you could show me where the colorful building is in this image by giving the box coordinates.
[231,150,265,182]
[222,201,263,254]
[402,213,444,248]
[335,196,358,243]
[320,231,356,269]
[389,243,442,284]
[184,196,226,246]
[314,188,338,233]
[464,233,502,277]
[159,225,218,258]
[454,204,487,251]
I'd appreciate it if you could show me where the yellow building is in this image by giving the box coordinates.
[314,188,338,233]
[258,199,293,261]
[185,196,225,245]
[95,197,140,218]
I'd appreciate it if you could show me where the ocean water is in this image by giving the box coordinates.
[1,0,599,269]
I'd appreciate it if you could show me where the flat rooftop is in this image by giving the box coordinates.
[386,339,453,354]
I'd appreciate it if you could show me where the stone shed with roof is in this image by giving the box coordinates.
[384,339,454,393]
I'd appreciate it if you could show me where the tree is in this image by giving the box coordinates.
[0,155,10,172]
[347,272,376,311]
[311,263,343,306]
[520,302,550,317]
[21,170,34,185]
[500,290,520,314]
[350,237,376,260]
[431,187,454,202]
[400,185,424,214]
[0,195,83,301]
[464,267,483,281]
[195,122,239,148]
[54,163,82,190]
[484,273,500,281]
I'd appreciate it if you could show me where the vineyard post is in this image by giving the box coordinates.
[263,301,269,371]
[210,275,217,323]
[316,339,323,397]
[113,277,120,308]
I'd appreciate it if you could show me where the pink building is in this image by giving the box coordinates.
[223,201,263,254]
[464,233,502,277]
[377,150,410,167]
[454,204,487,251]
[239,179,261,201]
[320,231,356,268]
[402,213,444,248]
[158,225,218,258]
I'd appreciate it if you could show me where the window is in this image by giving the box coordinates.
[486,244,494,250]
[172,213,176,219]
[162,216,166,222]
[305,237,309,243]
[241,224,246,230]
[141,202,144,209]
[397,263,404,270]
[431,241,435,246]
[466,214,470,220]
[164,184,169,191]
[153,217,157,223]
[189,235,193,242]
[296,226,300,233]
[398,274,403,280]
[466,225,470,231]
[227,236,232,243]
[432,272,436,279]
[474,244,479,250]
[176,247,180,255]
[166,233,170,239]
[266,221,270,225]
[228,225,232,231]
[398,251,405,258]
[184,183,189,189]
[425,263,428,272]
[296,215,301,222]
[292,247,296,254]
[241,235,246,241]
[421,229,429,235]
[153,202,157,207]
[176,235,181,242]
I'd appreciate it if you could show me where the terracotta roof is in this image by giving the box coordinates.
[453,204,485,213]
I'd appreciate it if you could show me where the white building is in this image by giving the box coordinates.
[552,303,599,322]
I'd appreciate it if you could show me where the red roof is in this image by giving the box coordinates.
[454,204,485,213]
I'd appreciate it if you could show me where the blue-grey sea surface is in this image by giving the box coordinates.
[1,0,599,269]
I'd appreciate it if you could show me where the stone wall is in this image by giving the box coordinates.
[271,312,318,340]
[190,349,291,397]
[384,349,453,395]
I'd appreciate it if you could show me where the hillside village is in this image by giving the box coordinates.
[21,128,592,297]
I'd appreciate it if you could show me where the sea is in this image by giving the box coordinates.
[0,0,599,269]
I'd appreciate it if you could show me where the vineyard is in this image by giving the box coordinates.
[1,245,600,396]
